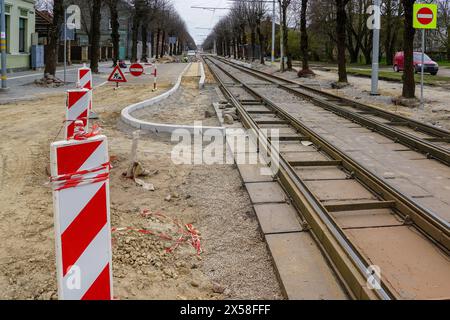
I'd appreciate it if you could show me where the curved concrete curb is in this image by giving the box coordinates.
[121,62,224,135]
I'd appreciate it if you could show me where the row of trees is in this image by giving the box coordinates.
[204,0,449,99]
[40,0,195,77]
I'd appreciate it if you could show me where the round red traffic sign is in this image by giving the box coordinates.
[417,7,434,25]
[129,63,144,77]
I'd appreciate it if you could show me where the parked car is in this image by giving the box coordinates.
[393,51,439,75]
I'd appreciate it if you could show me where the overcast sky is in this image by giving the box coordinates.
[172,0,232,45]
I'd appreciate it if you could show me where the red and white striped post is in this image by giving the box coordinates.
[78,64,94,114]
[50,135,113,300]
[78,64,93,91]
[152,64,158,92]
[65,89,91,140]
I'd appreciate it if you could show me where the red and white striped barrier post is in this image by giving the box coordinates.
[65,89,91,140]
[78,64,97,119]
[50,135,113,300]
[78,64,93,91]
[152,64,158,92]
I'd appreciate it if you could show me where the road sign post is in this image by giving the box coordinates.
[108,65,127,89]
[0,0,8,92]
[413,3,437,109]
[368,1,381,96]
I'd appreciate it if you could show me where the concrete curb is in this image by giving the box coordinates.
[199,62,206,89]
[229,58,253,69]
[121,62,224,135]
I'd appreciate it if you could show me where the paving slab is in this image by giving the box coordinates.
[254,203,303,234]
[295,166,347,181]
[237,162,274,183]
[332,208,403,229]
[266,232,348,300]
[346,226,450,300]
[306,179,377,202]
[245,182,286,204]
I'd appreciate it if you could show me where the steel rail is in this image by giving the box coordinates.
[207,56,450,237]
[214,56,450,166]
[204,56,450,300]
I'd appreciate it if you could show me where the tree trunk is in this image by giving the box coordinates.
[257,24,265,65]
[401,0,416,98]
[90,0,102,73]
[109,0,120,66]
[131,13,140,62]
[151,31,155,58]
[281,5,292,70]
[141,25,148,62]
[250,29,256,61]
[384,0,394,65]
[155,29,160,59]
[44,0,63,76]
[299,0,313,76]
[336,0,350,83]
[447,26,450,61]
[242,27,247,60]
[160,30,166,57]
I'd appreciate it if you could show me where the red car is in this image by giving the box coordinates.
[393,51,439,75]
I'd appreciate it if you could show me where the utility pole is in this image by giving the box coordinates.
[370,0,381,96]
[279,3,284,71]
[272,0,275,63]
[0,0,8,92]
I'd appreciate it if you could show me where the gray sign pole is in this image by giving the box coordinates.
[64,7,67,85]
[370,0,380,96]
[0,0,8,91]
[271,0,275,63]
[420,28,425,109]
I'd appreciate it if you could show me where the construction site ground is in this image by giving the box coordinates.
[0,62,282,300]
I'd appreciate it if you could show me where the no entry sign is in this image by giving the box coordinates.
[129,63,144,77]
[413,4,437,29]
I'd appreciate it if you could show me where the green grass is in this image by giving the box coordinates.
[437,60,450,67]
[346,68,450,86]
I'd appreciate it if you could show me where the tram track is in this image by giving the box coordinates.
[204,55,450,300]
[214,56,450,166]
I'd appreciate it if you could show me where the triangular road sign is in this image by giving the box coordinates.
[108,65,127,83]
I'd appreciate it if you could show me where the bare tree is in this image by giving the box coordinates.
[278,0,293,71]
[401,0,416,98]
[336,0,350,83]
[89,0,102,73]
[44,0,64,77]
[298,0,314,76]
[106,0,120,66]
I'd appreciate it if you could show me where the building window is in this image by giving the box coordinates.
[19,18,26,52]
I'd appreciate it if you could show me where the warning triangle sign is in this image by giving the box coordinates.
[108,65,127,83]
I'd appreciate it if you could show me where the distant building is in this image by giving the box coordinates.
[1,0,36,71]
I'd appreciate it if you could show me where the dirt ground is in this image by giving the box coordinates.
[131,85,220,127]
[255,64,450,131]
[0,71,281,299]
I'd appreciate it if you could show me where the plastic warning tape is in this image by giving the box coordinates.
[65,89,91,140]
